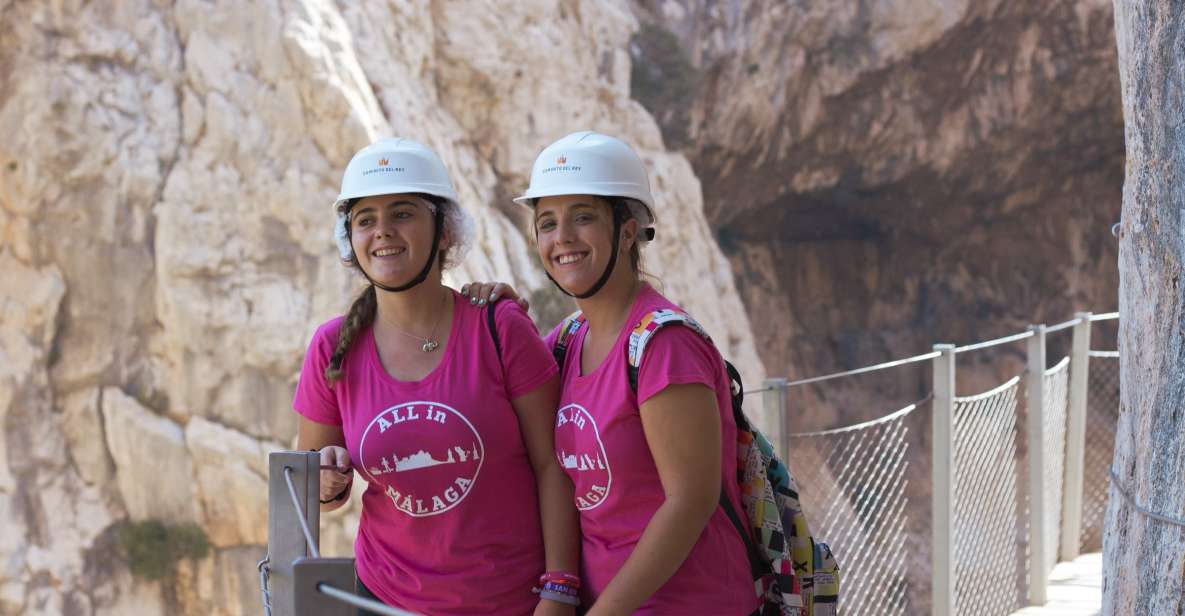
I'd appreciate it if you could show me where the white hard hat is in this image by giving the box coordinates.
[333,138,473,263]
[514,131,656,225]
[334,137,459,211]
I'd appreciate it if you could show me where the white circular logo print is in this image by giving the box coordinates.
[358,401,484,517]
[555,403,612,510]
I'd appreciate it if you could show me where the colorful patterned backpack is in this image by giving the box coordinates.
[552,309,841,616]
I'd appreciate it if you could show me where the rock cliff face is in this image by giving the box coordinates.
[624,2,1122,611]
[0,1,760,614]
[0,0,1123,614]
[631,0,1122,424]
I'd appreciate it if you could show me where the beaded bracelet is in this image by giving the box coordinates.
[539,572,581,587]
[538,589,580,606]
[532,571,581,605]
[532,581,580,594]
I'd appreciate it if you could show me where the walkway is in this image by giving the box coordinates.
[1010,552,1102,616]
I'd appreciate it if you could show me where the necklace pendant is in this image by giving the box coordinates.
[421,340,439,353]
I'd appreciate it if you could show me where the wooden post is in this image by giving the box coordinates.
[268,451,321,616]
[1027,324,1048,604]
[1060,313,1092,560]
[931,344,955,616]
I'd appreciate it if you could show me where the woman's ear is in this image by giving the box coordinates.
[619,216,639,252]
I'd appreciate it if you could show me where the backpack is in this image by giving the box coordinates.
[552,309,840,616]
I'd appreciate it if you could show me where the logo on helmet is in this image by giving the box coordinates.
[363,157,405,176]
[541,155,581,175]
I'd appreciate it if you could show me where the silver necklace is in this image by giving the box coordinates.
[382,290,448,352]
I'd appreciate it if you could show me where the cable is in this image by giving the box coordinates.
[1109,467,1185,529]
[954,330,1034,354]
[783,351,943,388]
[257,556,272,616]
[283,466,321,558]
[318,582,421,616]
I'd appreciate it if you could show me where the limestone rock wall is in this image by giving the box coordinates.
[0,1,762,614]
[632,0,1122,425]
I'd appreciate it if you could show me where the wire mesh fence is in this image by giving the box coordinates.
[1081,352,1119,552]
[1040,357,1071,574]
[952,376,1027,616]
[785,401,919,616]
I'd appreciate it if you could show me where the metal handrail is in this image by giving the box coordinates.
[745,312,1118,390]
[954,330,1034,354]
[1046,317,1084,333]
[778,351,943,389]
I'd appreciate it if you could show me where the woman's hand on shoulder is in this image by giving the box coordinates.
[460,281,528,310]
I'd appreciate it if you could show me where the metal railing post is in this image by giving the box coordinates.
[931,344,956,616]
[763,378,789,458]
[1026,325,1049,604]
[1060,313,1092,560]
[294,558,356,616]
[269,451,321,616]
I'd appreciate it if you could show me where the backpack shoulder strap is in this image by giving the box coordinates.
[720,489,769,580]
[625,309,713,392]
[626,310,775,586]
[486,302,502,361]
[551,310,587,368]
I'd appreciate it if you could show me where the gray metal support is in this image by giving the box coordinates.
[1026,324,1049,604]
[763,378,789,459]
[293,558,356,616]
[1060,313,1092,560]
[269,451,321,616]
[931,344,956,616]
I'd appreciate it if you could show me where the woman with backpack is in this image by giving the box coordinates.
[293,137,580,615]
[476,131,761,615]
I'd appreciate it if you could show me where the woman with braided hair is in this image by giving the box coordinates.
[293,138,579,615]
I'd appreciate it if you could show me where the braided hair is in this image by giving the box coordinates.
[324,284,377,386]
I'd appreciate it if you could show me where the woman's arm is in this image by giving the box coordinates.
[586,383,722,616]
[297,416,354,513]
[511,375,581,614]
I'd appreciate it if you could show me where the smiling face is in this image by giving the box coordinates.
[349,193,444,287]
[534,194,637,296]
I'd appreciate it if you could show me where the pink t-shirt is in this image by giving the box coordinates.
[294,292,558,615]
[547,284,760,615]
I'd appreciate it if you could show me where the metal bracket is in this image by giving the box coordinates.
[293,557,356,616]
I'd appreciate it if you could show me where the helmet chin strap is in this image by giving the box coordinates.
[546,202,626,299]
[348,205,445,293]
